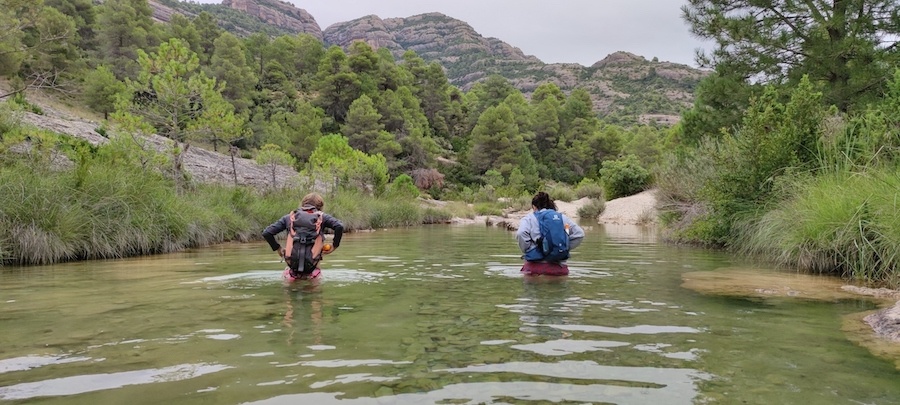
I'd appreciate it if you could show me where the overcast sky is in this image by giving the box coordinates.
[194,0,712,67]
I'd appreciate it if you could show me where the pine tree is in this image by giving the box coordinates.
[683,0,900,111]
[113,38,243,191]
[210,31,255,113]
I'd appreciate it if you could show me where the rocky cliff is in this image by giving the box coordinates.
[221,0,322,40]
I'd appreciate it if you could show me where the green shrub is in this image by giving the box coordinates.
[548,183,576,202]
[575,179,604,199]
[473,202,504,216]
[507,193,532,211]
[443,201,475,219]
[599,154,651,200]
[472,185,497,203]
[741,167,900,287]
[387,174,419,199]
[0,102,21,137]
[577,198,605,219]
[10,93,43,115]
[420,207,452,224]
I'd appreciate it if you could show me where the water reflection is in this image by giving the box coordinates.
[0,363,231,400]
[245,379,707,405]
[0,355,91,374]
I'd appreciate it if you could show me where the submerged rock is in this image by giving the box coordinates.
[681,268,861,301]
[865,301,900,342]
[683,267,900,370]
[844,311,900,370]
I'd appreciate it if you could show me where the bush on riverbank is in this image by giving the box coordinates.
[0,126,473,266]
[659,73,900,286]
[740,167,900,286]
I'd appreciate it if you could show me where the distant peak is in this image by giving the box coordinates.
[591,51,646,68]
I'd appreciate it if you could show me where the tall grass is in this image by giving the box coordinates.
[0,156,457,266]
[740,167,900,287]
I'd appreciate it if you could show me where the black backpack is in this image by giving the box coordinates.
[284,210,324,275]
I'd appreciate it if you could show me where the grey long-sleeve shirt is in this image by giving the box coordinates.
[515,209,584,255]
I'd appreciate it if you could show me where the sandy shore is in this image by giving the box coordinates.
[453,189,660,230]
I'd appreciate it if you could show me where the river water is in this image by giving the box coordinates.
[1,224,898,404]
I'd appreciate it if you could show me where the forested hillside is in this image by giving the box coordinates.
[2,0,673,191]
[148,0,705,125]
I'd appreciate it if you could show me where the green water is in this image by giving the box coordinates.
[1,224,898,404]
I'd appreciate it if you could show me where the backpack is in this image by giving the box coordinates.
[284,209,325,276]
[535,209,570,262]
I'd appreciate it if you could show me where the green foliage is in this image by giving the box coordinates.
[662,78,828,246]
[0,101,21,137]
[113,38,243,190]
[387,174,419,199]
[326,189,422,231]
[575,178,604,199]
[0,152,289,265]
[821,69,900,168]
[473,202,504,216]
[255,144,295,189]
[469,103,536,181]
[547,183,576,202]
[95,0,159,79]
[306,134,388,196]
[209,31,255,112]
[599,154,651,200]
[577,198,605,220]
[9,93,43,114]
[682,0,898,112]
[83,65,126,119]
[741,168,900,287]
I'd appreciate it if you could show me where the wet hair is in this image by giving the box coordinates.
[531,191,556,211]
[300,192,324,210]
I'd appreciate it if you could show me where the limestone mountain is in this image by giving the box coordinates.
[150,0,319,37]
[149,0,706,125]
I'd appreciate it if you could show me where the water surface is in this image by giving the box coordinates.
[1,224,898,404]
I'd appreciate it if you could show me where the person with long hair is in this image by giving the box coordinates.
[516,191,584,275]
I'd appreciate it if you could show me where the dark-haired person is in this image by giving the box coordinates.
[515,191,584,275]
[263,192,344,281]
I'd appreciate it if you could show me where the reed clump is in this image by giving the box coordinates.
[740,167,900,286]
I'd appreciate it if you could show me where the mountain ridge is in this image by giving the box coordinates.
[150,0,707,124]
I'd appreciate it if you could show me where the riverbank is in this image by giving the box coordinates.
[467,189,659,230]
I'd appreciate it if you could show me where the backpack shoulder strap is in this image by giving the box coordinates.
[310,211,325,259]
[284,211,296,259]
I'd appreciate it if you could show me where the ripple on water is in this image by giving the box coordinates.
[275,359,413,368]
[243,378,708,405]
[0,355,92,374]
[0,363,232,400]
[186,269,384,287]
[545,324,702,335]
[510,339,630,356]
[309,373,400,389]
